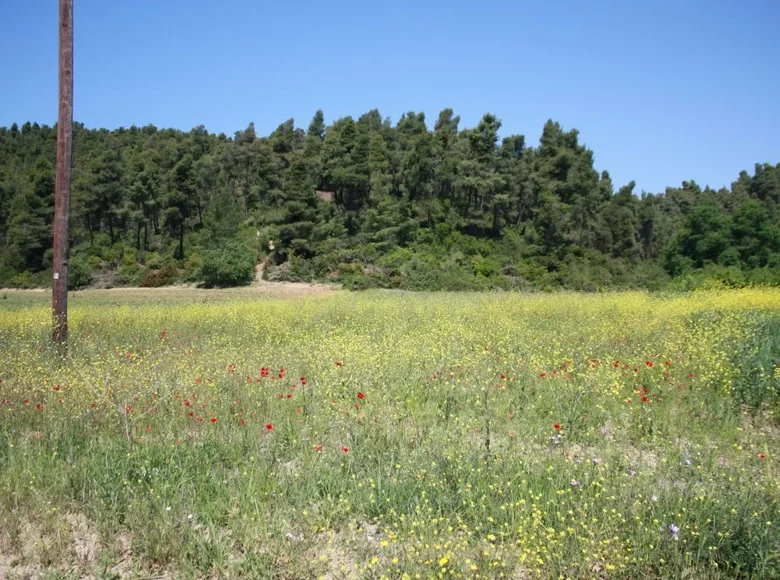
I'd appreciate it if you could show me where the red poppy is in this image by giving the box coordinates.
[197,416,204,422]
[228,364,236,375]
[195,377,203,384]
[689,373,696,378]
[539,372,546,378]
[759,453,766,459]
[278,368,286,379]
[53,385,61,392]
[335,361,343,367]
[554,423,561,430]
[645,361,654,368]
[184,399,190,407]
[260,367,269,378]
[265,423,274,431]
[342,446,349,453]
[240,419,246,426]
[357,392,365,400]
[313,444,323,452]
[210,417,217,424]
[146,425,152,432]
[35,403,42,410]
[286,393,292,399]
[188,411,194,418]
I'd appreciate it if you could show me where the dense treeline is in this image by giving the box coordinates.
[0,111,778,290]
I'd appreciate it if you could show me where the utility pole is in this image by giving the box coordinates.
[53,0,73,347]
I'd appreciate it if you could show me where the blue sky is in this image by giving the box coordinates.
[1,0,778,194]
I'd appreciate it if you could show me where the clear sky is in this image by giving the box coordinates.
[1,0,778,194]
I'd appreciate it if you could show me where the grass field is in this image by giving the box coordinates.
[1,288,780,579]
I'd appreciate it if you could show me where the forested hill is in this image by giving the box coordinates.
[1,111,778,290]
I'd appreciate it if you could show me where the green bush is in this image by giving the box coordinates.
[9,271,39,289]
[181,253,203,283]
[143,252,163,269]
[0,266,18,288]
[139,259,180,288]
[114,262,142,286]
[6,270,51,289]
[199,242,256,287]
[68,254,94,289]
[287,255,316,282]
[471,255,501,278]
[337,264,385,290]
[103,243,127,267]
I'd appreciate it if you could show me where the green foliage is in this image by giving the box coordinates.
[114,262,141,286]
[139,259,180,288]
[336,264,383,290]
[199,241,256,287]
[181,253,203,283]
[2,290,780,577]
[68,253,94,290]
[4,270,51,289]
[0,115,777,291]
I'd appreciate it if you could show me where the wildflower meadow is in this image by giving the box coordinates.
[1,288,779,579]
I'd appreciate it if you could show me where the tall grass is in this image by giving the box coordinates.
[1,289,779,578]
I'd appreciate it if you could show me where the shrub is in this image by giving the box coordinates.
[114,262,142,286]
[199,242,256,287]
[337,264,384,290]
[181,253,203,283]
[139,259,180,288]
[9,271,38,289]
[143,252,163,269]
[68,254,94,289]
[0,266,18,288]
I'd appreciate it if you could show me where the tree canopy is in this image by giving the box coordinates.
[0,112,778,290]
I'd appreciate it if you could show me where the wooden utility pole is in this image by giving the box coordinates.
[53,0,73,346]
